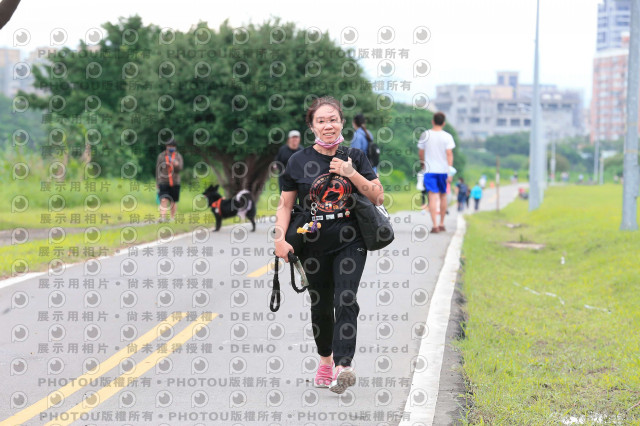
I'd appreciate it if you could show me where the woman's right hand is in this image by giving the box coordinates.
[275,240,294,263]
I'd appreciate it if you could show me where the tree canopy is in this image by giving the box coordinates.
[24,15,390,198]
[484,131,530,157]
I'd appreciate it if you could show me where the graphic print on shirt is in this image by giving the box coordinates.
[309,173,353,213]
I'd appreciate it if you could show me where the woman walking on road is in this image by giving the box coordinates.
[471,182,483,211]
[274,96,383,394]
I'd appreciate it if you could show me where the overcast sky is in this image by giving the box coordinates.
[1,0,600,106]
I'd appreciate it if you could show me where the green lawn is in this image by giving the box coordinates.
[2,175,424,278]
[457,185,640,424]
[2,178,277,278]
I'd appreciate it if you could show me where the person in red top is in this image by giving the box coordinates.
[155,139,184,222]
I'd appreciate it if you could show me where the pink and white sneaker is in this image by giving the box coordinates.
[314,362,334,388]
[329,365,356,394]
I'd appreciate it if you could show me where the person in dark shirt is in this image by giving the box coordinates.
[273,130,303,192]
[155,139,183,222]
[351,113,377,174]
[455,177,469,212]
[275,96,383,395]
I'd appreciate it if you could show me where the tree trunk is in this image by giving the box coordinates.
[0,0,21,29]
[197,146,275,202]
[60,145,69,182]
[81,143,92,164]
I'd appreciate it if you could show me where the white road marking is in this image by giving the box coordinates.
[0,223,239,290]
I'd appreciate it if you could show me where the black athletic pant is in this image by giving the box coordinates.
[302,240,367,367]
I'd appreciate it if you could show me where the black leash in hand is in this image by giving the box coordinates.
[269,252,308,312]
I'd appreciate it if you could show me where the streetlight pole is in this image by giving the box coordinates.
[529,0,543,210]
[550,139,556,184]
[593,139,600,183]
[621,0,640,230]
[496,156,500,212]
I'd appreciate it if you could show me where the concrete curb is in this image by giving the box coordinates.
[399,214,467,425]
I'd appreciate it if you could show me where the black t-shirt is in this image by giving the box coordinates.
[274,145,302,173]
[281,144,377,256]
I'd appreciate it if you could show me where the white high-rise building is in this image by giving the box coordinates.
[597,0,631,52]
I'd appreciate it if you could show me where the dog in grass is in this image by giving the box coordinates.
[203,184,257,232]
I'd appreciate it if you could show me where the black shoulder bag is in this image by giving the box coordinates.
[341,148,395,251]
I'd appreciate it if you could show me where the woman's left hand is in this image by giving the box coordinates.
[330,157,355,177]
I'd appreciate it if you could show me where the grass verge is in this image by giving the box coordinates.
[456,184,640,424]
[3,174,429,278]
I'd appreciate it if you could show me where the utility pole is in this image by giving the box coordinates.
[529,0,543,210]
[621,0,640,230]
[599,152,604,185]
[550,139,556,184]
[496,156,500,212]
[593,139,600,183]
[541,130,548,190]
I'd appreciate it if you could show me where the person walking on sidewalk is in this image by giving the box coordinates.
[274,96,382,394]
[455,177,469,212]
[156,139,184,222]
[273,130,303,192]
[417,112,455,233]
[350,113,378,175]
[471,182,483,211]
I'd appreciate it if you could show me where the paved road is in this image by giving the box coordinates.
[455,182,526,215]
[0,185,523,426]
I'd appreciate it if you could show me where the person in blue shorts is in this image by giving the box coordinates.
[417,112,455,233]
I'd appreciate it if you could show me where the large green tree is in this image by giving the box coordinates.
[127,18,385,198]
[0,94,45,150]
[22,16,160,176]
[484,131,530,157]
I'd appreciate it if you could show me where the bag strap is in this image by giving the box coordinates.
[318,147,351,197]
[269,254,306,312]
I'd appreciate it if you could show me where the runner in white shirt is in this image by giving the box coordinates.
[417,112,455,233]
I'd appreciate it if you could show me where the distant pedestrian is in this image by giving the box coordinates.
[471,183,483,211]
[479,174,487,189]
[156,139,183,222]
[417,112,455,233]
[273,130,303,192]
[465,185,471,208]
[351,113,378,175]
[455,178,469,212]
